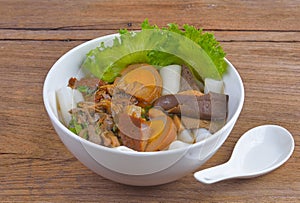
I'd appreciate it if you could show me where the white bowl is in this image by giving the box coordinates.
[43,34,244,186]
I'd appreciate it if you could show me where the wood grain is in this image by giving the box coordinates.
[0,0,299,31]
[1,29,300,42]
[0,0,299,202]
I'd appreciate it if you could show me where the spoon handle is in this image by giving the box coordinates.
[194,162,236,184]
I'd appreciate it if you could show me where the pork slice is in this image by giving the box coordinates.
[180,65,203,92]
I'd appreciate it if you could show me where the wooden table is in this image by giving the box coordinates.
[1,0,299,202]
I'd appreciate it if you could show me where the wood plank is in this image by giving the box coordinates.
[0,40,299,201]
[1,0,299,201]
[0,0,299,31]
[0,29,299,42]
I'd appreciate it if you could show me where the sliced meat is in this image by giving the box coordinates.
[68,77,103,90]
[180,65,203,92]
[117,113,148,151]
[153,92,228,121]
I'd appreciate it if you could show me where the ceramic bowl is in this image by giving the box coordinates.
[43,33,244,186]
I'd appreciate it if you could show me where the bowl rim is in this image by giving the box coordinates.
[43,34,245,157]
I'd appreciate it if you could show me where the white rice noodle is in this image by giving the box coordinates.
[177,129,195,144]
[114,146,136,152]
[159,65,182,95]
[204,78,224,94]
[168,140,191,150]
[48,91,58,119]
[56,86,84,126]
[193,128,212,142]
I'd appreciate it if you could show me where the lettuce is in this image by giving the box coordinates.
[82,19,226,83]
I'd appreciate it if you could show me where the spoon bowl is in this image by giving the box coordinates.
[194,125,295,184]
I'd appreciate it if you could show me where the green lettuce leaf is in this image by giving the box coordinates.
[143,20,227,76]
[81,19,226,83]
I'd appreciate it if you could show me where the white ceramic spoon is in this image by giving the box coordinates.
[194,125,294,184]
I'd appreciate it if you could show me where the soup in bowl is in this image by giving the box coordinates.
[43,30,244,186]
